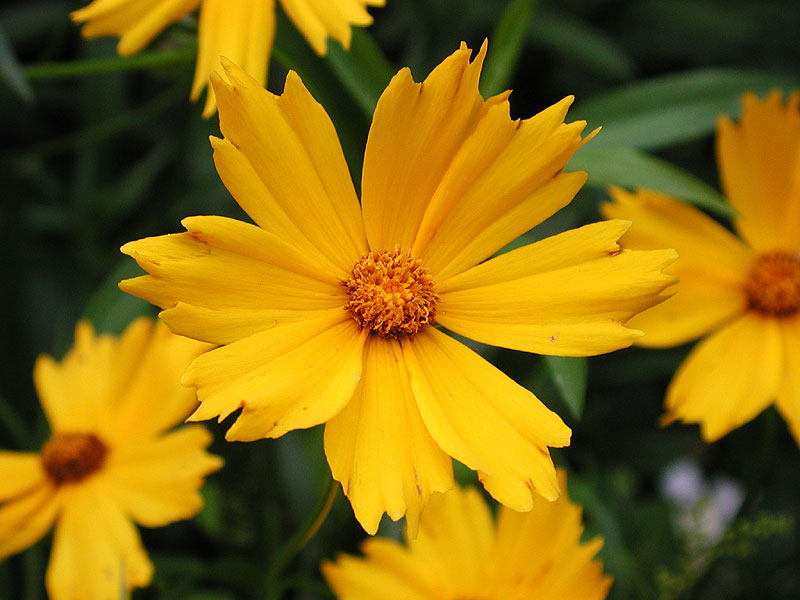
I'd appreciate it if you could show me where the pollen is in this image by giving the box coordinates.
[41,432,108,486]
[745,251,800,316]
[344,249,439,337]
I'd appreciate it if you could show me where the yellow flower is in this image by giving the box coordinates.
[322,470,612,600]
[120,43,677,534]
[71,0,385,116]
[603,91,800,443]
[0,319,223,600]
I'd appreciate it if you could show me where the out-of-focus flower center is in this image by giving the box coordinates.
[41,433,108,486]
[343,249,439,337]
[745,251,800,316]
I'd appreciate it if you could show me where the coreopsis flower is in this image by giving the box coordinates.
[71,0,384,116]
[120,43,677,534]
[0,319,222,600]
[603,91,800,444]
[322,471,612,600]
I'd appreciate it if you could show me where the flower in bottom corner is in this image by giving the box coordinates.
[602,91,800,444]
[70,0,385,116]
[322,470,612,600]
[119,43,677,535]
[0,318,223,600]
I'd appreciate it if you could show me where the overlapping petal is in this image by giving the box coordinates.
[665,312,783,441]
[717,91,800,251]
[602,188,752,346]
[775,314,800,444]
[0,452,46,502]
[211,61,367,272]
[46,484,153,600]
[184,313,367,440]
[104,426,222,526]
[323,474,610,600]
[402,327,570,511]
[192,0,275,117]
[281,0,385,55]
[324,337,453,535]
[361,42,507,252]
[71,0,201,56]
[437,225,678,356]
[0,484,61,561]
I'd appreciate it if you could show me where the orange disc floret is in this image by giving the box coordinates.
[745,251,800,316]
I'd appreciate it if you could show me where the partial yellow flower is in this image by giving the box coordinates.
[70,0,385,116]
[603,91,800,443]
[0,318,222,600]
[120,43,677,534]
[322,470,612,600]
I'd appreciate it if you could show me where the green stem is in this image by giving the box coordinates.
[263,472,338,598]
[23,45,196,80]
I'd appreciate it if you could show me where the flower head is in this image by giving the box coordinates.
[322,471,612,600]
[0,319,222,600]
[120,43,677,534]
[602,91,800,443]
[71,0,385,116]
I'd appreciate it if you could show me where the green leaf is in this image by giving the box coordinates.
[325,29,394,116]
[0,25,33,103]
[542,356,587,420]
[573,68,800,150]
[480,0,536,97]
[569,145,734,218]
[529,12,635,80]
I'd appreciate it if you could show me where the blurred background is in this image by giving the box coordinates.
[1,0,800,598]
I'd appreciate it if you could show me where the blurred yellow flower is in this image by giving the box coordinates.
[603,91,800,443]
[322,471,612,600]
[0,319,222,600]
[120,44,677,534]
[71,0,385,116]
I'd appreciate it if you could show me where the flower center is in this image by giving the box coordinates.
[745,251,800,316]
[343,249,439,338]
[41,433,108,486]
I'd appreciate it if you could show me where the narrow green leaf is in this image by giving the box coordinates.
[542,356,587,420]
[569,145,734,218]
[480,0,536,97]
[22,44,196,80]
[573,68,800,149]
[529,12,635,80]
[0,25,33,103]
[325,29,394,116]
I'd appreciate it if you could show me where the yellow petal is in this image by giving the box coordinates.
[210,137,340,271]
[322,541,431,600]
[33,321,118,433]
[46,483,153,599]
[0,452,46,502]
[665,312,783,441]
[414,99,593,280]
[192,0,275,117]
[361,42,505,252]
[602,187,752,346]
[210,60,367,272]
[438,246,678,356]
[120,227,345,317]
[717,91,800,251]
[103,320,209,444]
[0,483,60,561]
[280,0,384,55]
[184,315,367,440]
[324,337,453,535]
[104,426,222,527]
[402,327,570,510]
[72,0,201,57]
[775,314,800,445]
[490,470,611,598]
